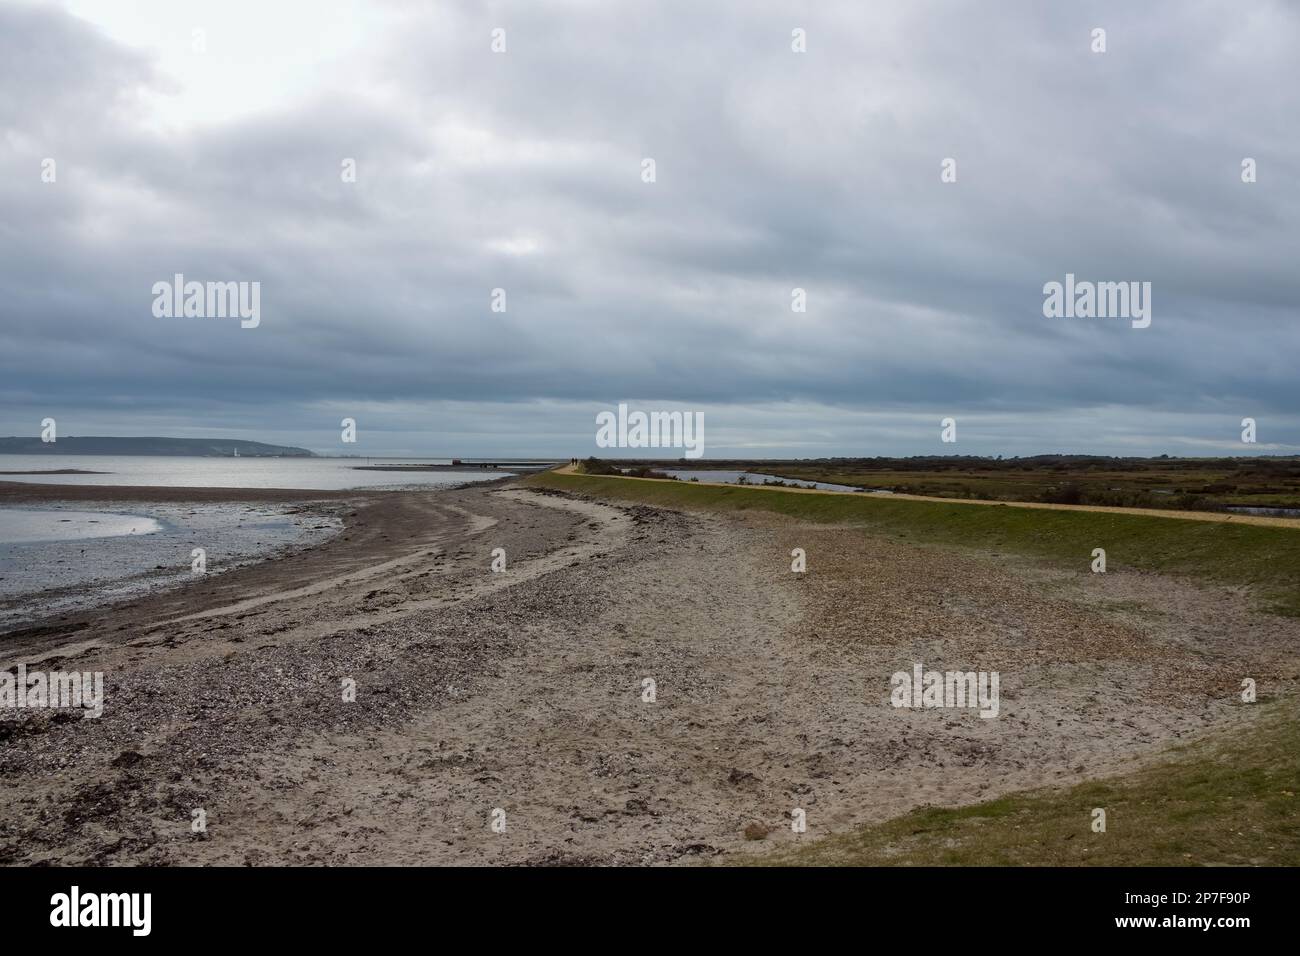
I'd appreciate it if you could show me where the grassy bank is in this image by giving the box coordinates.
[751,701,1299,866]
[528,472,1300,615]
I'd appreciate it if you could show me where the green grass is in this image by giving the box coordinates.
[529,472,1300,615]
[751,701,1300,866]
[757,462,1300,510]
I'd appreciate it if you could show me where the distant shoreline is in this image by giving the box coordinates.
[0,436,313,457]
[0,469,108,475]
[352,463,554,473]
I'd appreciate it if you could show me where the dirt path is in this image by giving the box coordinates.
[1,482,1297,865]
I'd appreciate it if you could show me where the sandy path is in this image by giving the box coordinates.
[3,482,1296,865]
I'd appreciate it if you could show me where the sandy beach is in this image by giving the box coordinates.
[1,477,1297,865]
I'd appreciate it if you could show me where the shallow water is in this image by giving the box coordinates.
[666,469,865,492]
[1224,505,1300,518]
[0,501,341,631]
[0,508,162,544]
[0,455,531,490]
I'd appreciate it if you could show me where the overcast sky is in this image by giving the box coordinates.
[1,0,1296,458]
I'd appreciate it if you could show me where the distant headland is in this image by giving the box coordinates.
[0,437,314,457]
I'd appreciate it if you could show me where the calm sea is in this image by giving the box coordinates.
[0,455,537,491]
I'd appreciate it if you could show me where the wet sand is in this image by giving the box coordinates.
[1,478,1297,865]
[0,481,369,504]
[0,501,342,633]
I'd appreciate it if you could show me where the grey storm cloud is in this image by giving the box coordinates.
[0,0,1297,456]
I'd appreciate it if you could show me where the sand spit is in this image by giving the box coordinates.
[0,480,1296,865]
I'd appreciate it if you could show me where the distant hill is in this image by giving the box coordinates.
[0,437,314,457]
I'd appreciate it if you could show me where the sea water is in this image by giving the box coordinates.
[0,455,525,490]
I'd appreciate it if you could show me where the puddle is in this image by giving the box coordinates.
[0,508,163,544]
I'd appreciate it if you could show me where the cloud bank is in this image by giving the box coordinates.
[1,0,1296,456]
